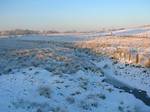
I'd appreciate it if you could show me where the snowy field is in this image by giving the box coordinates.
[0,35,150,112]
[85,26,150,37]
[112,28,150,37]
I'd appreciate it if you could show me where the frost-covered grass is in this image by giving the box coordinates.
[76,36,150,67]
[0,36,150,112]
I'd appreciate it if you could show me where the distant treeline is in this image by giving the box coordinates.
[0,29,63,36]
[0,29,39,36]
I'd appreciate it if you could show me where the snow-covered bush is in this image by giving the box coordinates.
[38,86,52,99]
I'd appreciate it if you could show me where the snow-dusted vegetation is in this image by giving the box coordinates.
[0,35,150,112]
[76,36,150,67]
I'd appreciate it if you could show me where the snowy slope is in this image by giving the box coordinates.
[113,28,150,36]
[94,57,150,96]
[110,26,150,37]
[0,67,150,112]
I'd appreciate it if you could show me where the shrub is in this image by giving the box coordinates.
[38,86,52,99]
[66,96,75,104]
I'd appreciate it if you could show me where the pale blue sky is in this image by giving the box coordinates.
[0,0,150,31]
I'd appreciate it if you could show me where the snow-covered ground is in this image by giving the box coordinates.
[85,26,150,37]
[112,28,150,37]
[94,58,150,96]
[0,67,150,112]
[75,26,150,37]
[0,35,150,112]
